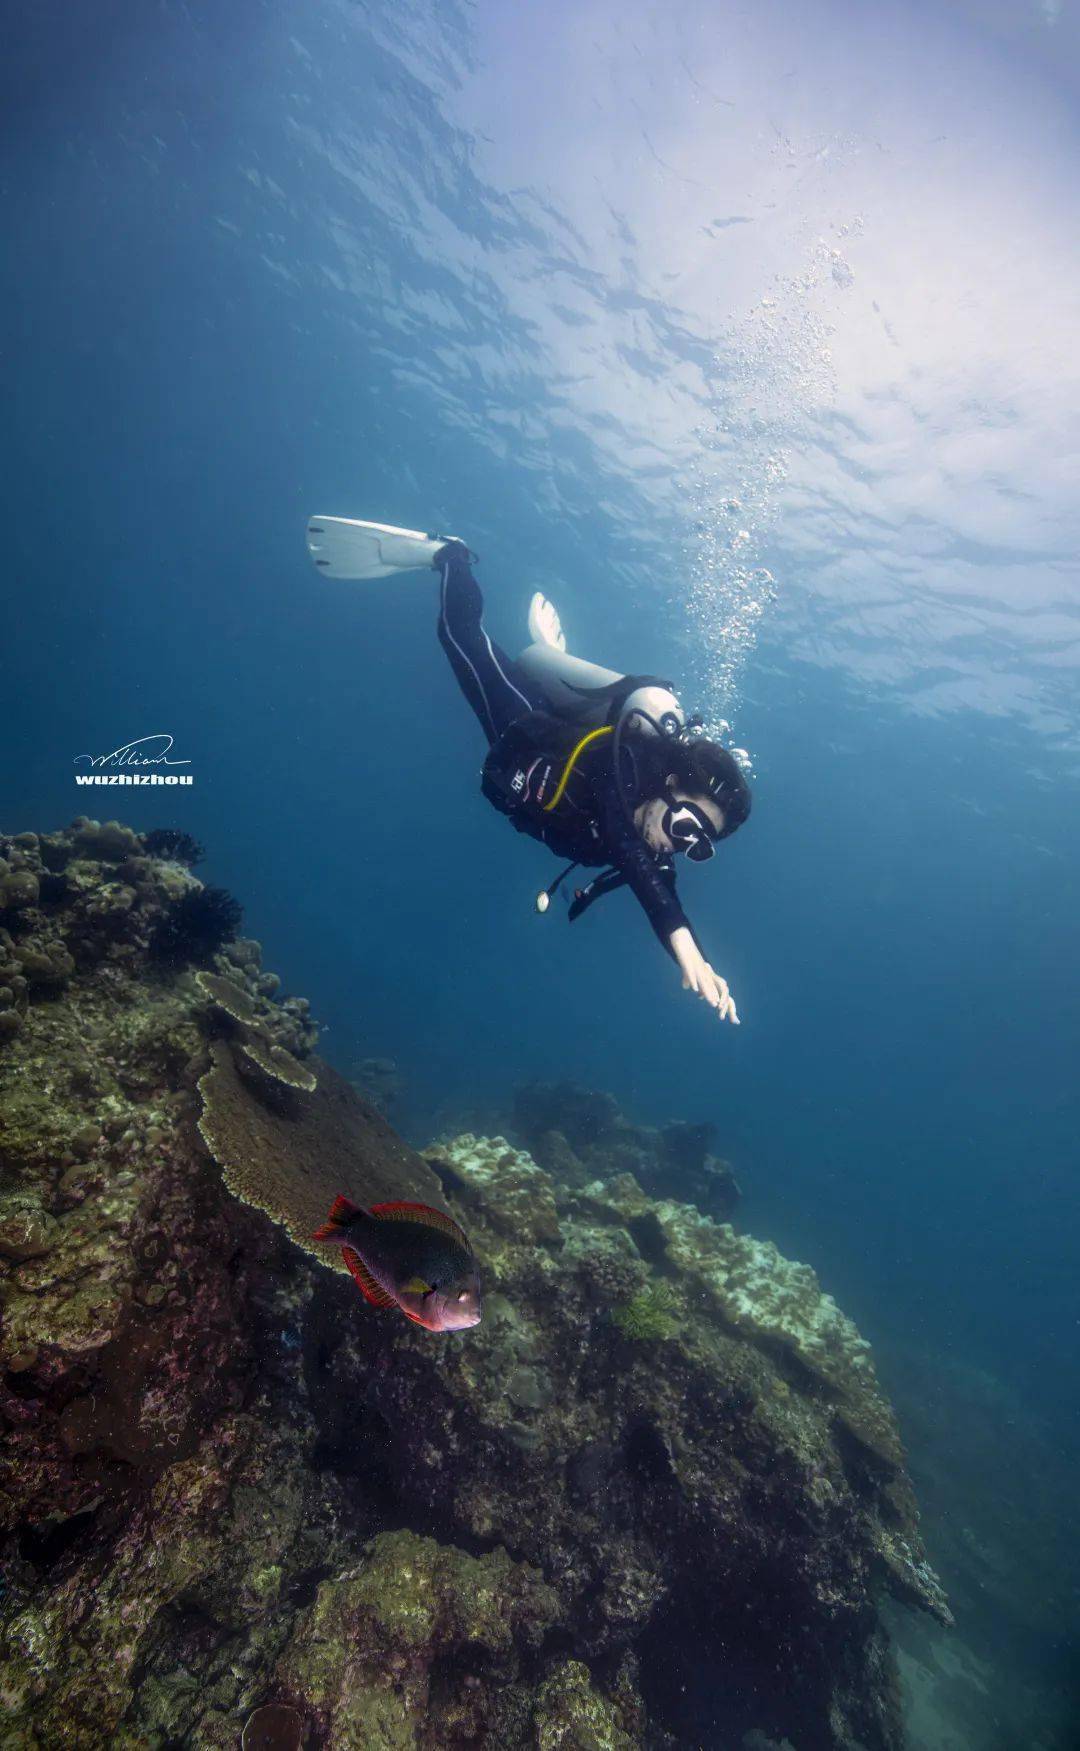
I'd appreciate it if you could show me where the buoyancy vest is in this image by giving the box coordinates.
[481,711,615,864]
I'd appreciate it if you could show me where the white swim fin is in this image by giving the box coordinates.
[527,591,567,652]
[306,517,459,581]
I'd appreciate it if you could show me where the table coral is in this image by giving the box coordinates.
[196,1040,440,1273]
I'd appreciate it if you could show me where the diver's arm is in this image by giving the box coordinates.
[669,926,739,1024]
[601,810,689,952]
[597,785,740,1024]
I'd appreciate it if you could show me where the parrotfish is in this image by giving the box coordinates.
[312,1196,482,1333]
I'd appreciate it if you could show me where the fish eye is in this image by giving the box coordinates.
[457,1290,469,1303]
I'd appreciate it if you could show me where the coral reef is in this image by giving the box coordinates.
[196,1043,439,1279]
[152,883,244,964]
[349,1055,405,1117]
[513,1079,741,1219]
[0,823,947,1749]
[272,1529,571,1744]
[141,828,205,867]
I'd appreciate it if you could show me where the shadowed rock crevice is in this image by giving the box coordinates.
[17,1504,99,1572]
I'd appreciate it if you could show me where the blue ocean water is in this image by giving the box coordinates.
[3,0,1079,1740]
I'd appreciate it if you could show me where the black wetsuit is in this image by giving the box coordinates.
[437,544,693,956]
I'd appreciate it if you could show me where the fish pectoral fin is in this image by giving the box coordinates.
[400,1276,433,1296]
[341,1246,396,1308]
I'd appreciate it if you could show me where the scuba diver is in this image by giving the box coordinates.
[306,518,752,1025]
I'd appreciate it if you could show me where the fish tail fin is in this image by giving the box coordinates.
[312,1193,363,1242]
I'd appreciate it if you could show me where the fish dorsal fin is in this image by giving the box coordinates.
[341,1246,396,1308]
[369,1200,469,1250]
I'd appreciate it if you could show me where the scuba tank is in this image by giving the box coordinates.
[515,638,686,740]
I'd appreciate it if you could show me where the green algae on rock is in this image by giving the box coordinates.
[274,1529,561,1742]
[533,1658,642,1750]
[0,819,323,1499]
[611,1280,680,1341]
[0,1415,346,1747]
[572,1170,911,1473]
[420,1134,952,1638]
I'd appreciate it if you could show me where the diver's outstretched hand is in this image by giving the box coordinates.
[669,927,740,1025]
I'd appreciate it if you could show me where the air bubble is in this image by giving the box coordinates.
[684,192,861,735]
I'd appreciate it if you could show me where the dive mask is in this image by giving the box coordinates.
[663,799,718,862]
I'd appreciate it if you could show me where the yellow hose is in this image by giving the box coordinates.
[543,725,614,812]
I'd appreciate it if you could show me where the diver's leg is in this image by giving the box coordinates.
[435,542,542,742]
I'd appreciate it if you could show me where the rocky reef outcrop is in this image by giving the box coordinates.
[512,1081,741,1220]
[348,1056,405,1118]
[0,822,947,1749]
